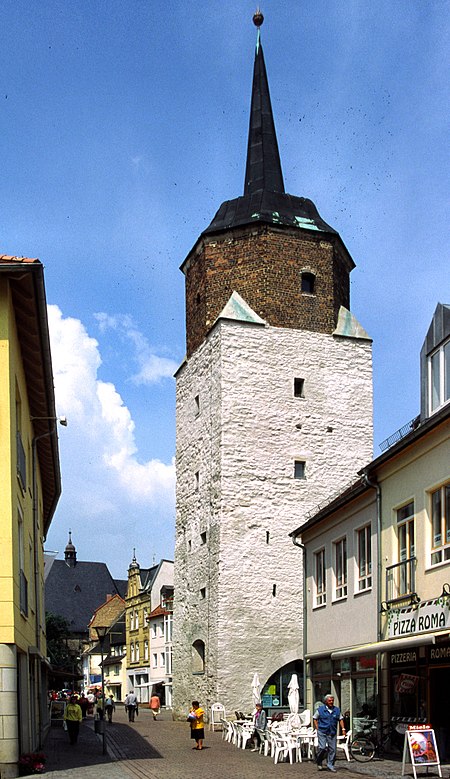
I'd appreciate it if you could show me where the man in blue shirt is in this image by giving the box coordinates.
[313,694,346,772]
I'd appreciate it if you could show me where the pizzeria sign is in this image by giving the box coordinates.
[389,598,450,638]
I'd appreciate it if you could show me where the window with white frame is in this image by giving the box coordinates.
[357,525,372,591]
[334,537,347,600]
[431,482,450,566]
[314,548,326,606]
[164,614,173,643]
[160,652,165,667]
[429,340,450,414]
[135,610,139,630]
[158,621,164,637]
[131,643,135,663]
[144,639,149,661]
[152,653,158,668]
[135,642,140,662]
[165,647,173,675]
[397,501,415,594]
[151,622,157,638]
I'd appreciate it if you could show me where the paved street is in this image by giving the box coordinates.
[43,707,446,779]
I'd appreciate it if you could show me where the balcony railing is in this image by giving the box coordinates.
[385,557,417,604]
[379,415,421,453]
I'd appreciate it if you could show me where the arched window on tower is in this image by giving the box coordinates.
[192,639,205,673]
[301,271,316,294]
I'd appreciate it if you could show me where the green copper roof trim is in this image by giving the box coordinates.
[215,291,266,326]
[333,306,371,340]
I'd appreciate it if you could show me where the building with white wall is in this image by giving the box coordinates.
[173,16,373,719]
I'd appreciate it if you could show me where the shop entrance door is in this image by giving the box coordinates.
[429,667,450,762]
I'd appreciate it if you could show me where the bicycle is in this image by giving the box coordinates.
[350,720,404,762]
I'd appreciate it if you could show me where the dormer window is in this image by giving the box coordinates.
[301,272,315,294]
[429,340,450,414]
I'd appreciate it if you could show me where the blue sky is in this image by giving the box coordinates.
[1,1,448,578]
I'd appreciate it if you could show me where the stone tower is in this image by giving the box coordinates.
[173,16,373,718]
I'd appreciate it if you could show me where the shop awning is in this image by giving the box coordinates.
[331,633,441,659]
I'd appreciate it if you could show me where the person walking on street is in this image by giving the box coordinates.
[64,695,82,745]
[313,694,346,772]
[124,690,138,722]
[105,694,115,723]
[188,700,205,750]
[149,693,161,720]
[96,693,104,720]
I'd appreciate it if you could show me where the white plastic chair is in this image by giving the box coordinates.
[256,727,270,756]
[299,709,311,727]
[336,729,352,761]
[209,702,225,731]
[236,721,254,749]
[221,718,233,742]
[273,731,301,764]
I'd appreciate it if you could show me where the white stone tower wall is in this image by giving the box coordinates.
[173,317,373,716]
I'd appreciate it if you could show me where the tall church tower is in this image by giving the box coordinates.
[173,13,373,718]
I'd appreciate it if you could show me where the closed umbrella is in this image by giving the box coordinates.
[287,673,299,714]
[251,673,261,706]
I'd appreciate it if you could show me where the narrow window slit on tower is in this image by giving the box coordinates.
[294,377,305,398]
[272,584,277,597]
[200,531,207,545]
[301,272,315,294]
[266,531,270,544]
[294,460,306,479]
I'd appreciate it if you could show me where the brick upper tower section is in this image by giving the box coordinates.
[181,20,355,359]
[183,223,353,357]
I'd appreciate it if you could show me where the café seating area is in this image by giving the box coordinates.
[215,705,353,766]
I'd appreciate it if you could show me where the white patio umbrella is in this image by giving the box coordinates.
[287,673,300,714]
[251,672,261,706]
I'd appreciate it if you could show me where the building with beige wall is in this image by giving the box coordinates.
[125,555,173,704]
[0,256,62,778]
[293,303,450,757]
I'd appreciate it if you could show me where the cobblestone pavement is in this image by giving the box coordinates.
[43,707,448,779]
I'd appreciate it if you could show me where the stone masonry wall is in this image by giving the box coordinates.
[173,317,373,718]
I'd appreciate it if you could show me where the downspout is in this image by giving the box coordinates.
[362,469,382,727]
[32,423,57,748]
[292,535,307,710]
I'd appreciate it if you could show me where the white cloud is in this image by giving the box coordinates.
[45,305,175,574]
[94,311,178,384]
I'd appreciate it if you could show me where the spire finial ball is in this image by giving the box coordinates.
[253,9,264,27]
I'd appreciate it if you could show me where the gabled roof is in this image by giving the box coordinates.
[0,255,61,530]
[45,559,124,634]
[216,291,266,326]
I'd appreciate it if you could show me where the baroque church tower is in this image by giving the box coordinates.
[173,14,373,717]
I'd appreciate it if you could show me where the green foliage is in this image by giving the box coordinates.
[45,612,73,668]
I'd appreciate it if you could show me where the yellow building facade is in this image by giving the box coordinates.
[0,257,61,778]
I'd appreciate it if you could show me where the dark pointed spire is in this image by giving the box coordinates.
[244,18,284,196]
[202,11,336,237]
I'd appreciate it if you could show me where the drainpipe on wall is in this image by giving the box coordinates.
[32,422,59,748]
[362,469,382,728]
[292,535,307,711]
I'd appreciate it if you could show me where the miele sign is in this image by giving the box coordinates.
[389,599,450,638]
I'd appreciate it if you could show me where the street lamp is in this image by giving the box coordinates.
[93,626,108,754]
